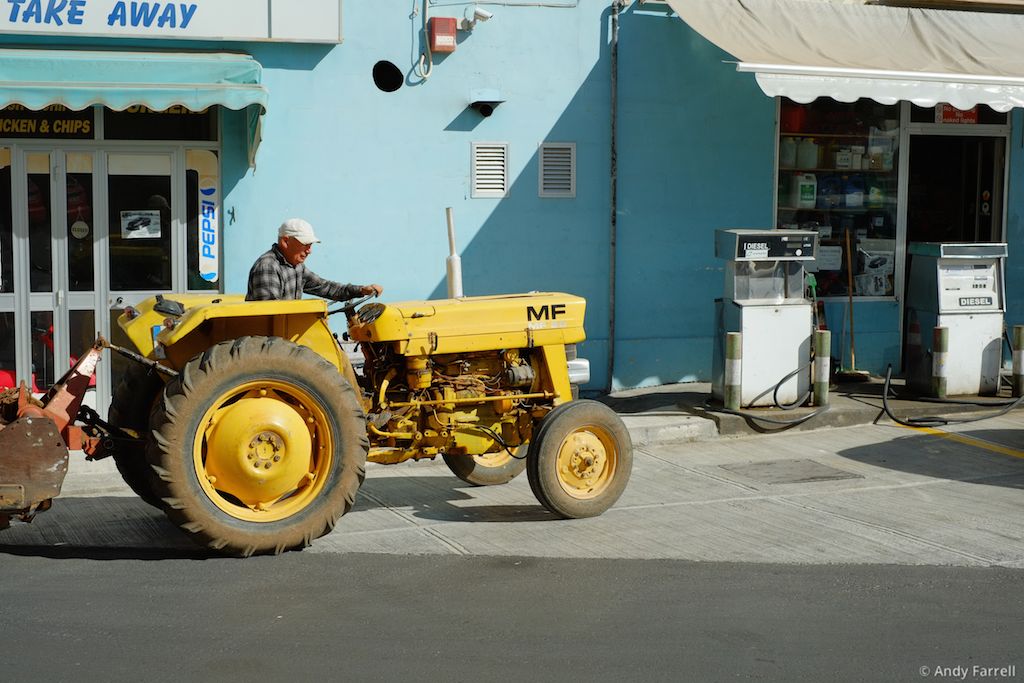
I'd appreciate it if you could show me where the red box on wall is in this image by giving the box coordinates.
[430,17,458,53]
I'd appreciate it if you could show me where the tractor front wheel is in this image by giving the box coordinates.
[526,400,632,518]
[146,336,368,556]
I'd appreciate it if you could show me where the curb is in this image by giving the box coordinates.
[621,414,718,447]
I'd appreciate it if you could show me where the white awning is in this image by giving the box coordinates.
[664,0,1024,111]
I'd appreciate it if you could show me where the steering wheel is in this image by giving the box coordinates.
[328,293,377,319]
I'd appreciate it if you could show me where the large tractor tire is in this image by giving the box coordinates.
[107,363,165,509]
[146,336,368,556]
[443,447,527,487]
[526,400,633,519]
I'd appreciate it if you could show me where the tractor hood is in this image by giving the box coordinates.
[347,292,586,355]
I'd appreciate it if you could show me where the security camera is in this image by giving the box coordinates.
[461,6,494,30]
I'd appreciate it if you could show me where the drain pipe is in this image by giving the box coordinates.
[607,0,622,393]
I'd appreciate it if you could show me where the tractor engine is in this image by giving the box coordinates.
[346,292,587,465]
[359,346,539,461]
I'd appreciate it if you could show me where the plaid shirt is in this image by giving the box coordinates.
[245,244,364,302]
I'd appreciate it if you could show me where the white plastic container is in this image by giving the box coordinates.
[797,138,819,169]
[779,137,797,168]
[790,173,817,209]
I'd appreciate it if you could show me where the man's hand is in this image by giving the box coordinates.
[360,284,383,297]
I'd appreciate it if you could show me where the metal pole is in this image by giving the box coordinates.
[445,207,463,298]
[1013,325,1024,398]
[606,0,621,392]
[932,326,948,399]
[724,332,742,411]
[813,329,831,406]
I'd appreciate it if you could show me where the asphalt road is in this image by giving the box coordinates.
[1,552,1021,682]
[3,411,1024,680]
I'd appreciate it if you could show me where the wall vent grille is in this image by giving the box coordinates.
[539,142,576,198]
[471,142,509,198]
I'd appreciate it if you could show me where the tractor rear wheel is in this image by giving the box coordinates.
[526,400,632,518]
[443,447,527,486]
[107,363,164,508]
[146,336,368,556]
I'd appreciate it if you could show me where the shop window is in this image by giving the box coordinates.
[67,153,95,292]
[777,98,900,298]
[104,106,218,141]
[107,154,172,291]
[27,152,52,293]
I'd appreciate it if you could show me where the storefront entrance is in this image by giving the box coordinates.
[0,142,221,414]
[907,135,1005,245]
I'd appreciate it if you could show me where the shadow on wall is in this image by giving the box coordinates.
[423,5,776,390]
[424,6,614,389]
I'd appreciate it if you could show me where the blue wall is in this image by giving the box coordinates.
[217,2,775,391]
[222,2,616,386]
[614,7,775,387]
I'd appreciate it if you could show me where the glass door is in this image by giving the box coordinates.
[105,152,174,392]
[906,135,1005,244]
[17,149,99,396]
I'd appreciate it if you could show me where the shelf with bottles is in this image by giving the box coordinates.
[780,134,897,174]
[778,172,896,214]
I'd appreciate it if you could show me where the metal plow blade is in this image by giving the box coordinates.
[0,415,69,524]
[0,339,107,527]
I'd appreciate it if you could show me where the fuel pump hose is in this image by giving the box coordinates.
[881,365,1024,428]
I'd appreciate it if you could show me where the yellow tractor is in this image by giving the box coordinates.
[0,292,633,556]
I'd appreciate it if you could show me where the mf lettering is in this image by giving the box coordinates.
[200,198,217,259]
[528,304,566,321]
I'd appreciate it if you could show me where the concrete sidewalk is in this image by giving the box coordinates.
[3,377,1024,566]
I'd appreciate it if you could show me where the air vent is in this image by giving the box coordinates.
[471,142,509,198]
[539,142,575,198]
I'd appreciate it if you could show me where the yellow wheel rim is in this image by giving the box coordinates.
[555,425,617,500]
[472,450,513,469]
[194,380,333,523]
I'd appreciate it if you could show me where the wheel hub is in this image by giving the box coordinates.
[203,395,313,508]
[248,432,285,470]
[557,431,610,494]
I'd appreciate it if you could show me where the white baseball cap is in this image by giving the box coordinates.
[278,218,321,245]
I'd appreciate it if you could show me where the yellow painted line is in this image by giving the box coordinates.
[907,425,1024,460]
